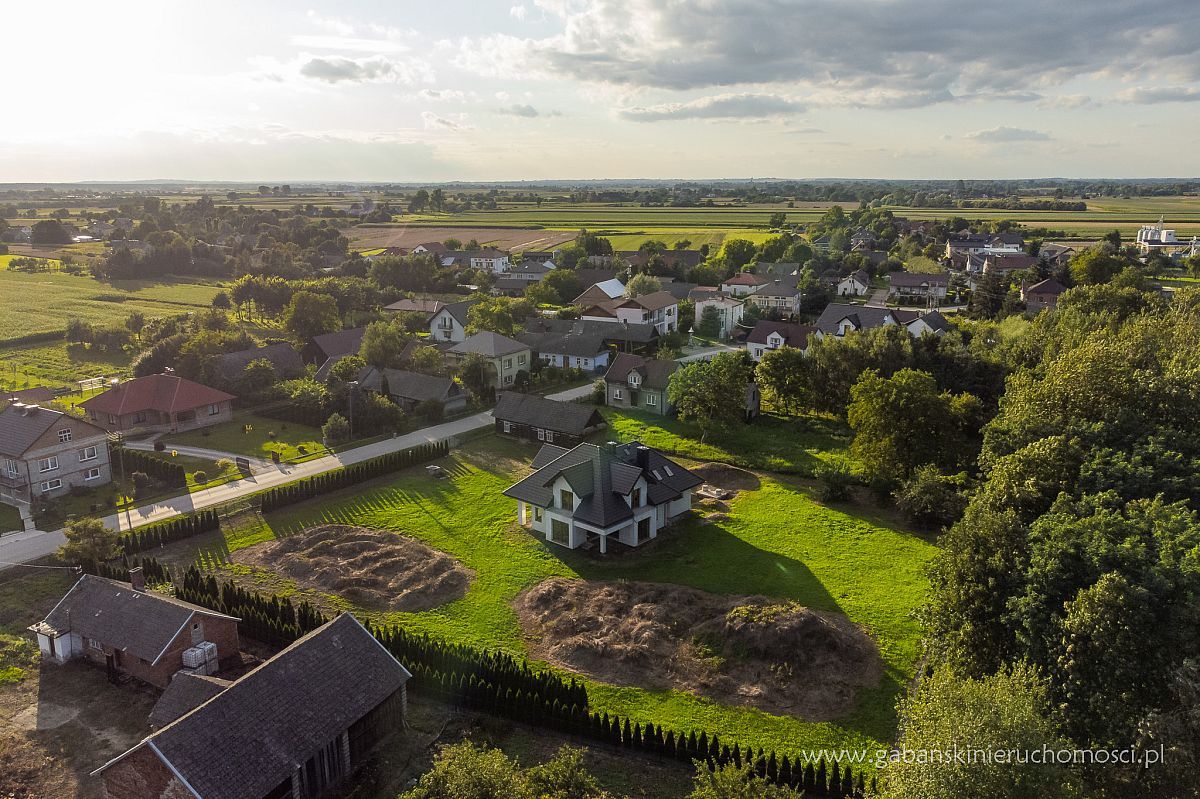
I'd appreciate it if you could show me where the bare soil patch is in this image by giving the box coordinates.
[346,225,577,252]
[233,525,473,612]
[515,578,881,720]
[689,463,760,494]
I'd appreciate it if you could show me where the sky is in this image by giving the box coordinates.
[2,0,1199,182]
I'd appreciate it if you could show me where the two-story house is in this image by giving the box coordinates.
[603,353,677,415]
[447,331,532,387]
[427,299,480,343]
[468,249,511,274]
[719,272,771,297]
[887,271,950,303]
[0,402,112,503]
[745,280,802,316]
[503,440,702,553]
[693,295,744,339]
[745,321,819,361]
[836,270,871,296]
[581,291,679,335]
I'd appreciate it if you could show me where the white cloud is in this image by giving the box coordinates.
[298,55,432,84]
[421,111,473,131]
[510,4,528,21]
[498,103,541,117]
[1115,86,1200,104]
[619,93,805,121]
[966,126,1052,142]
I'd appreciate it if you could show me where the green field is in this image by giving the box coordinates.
[165,413,326,462]
[180,433,935,765]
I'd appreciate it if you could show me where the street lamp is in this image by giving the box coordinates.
[346,380,358,439]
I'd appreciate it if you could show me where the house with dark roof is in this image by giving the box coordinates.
[30,573,240,688]
[428,299,479,343]
[745,280,802,316]
[447,331,531,387]
[813,303,917,337]
[836,270,871,297]
[1022,278,1068,311]
[745,321,819,361]
[581,291,679,334]
[603,353,677,415]
[503,441,702,553]
[494,392,606,447]
[905,310,953,336]
[572,279,626,307]
[887,271,950,302]
[0,402,112,502]
[149,672,232,729]
[302,327,367,366]
[719,271,771,297]
[519,329,612,374]
[214,343,303,385]
[355,367,467,414]
[78,374,235,434]
[382,297,446,317]
[523,317,659,353]
[94,613,411,799]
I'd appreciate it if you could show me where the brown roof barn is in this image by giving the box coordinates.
[94,613,411,799]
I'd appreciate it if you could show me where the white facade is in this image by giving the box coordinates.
[471,253,511,274]
[537,350,611,373]
[694,296,744,339]
[428,307,468,343]
[837,275,870,296]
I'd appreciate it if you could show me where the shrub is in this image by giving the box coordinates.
[192,470,208,484]
[322,413,350,446]
[153,440,166,452]
[894,466,968,527]
[817,462,854,503]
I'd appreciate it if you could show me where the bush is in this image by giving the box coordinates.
[322,412,351,446]
[591,379,606,405]
[153,440,166,452]
[192,470,208,484]
[894,466,968,527]
[817,462,854,503]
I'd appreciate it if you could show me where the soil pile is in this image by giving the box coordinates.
[235,525,473,612]
[514,578,879,720]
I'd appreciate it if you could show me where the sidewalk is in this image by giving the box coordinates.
[0,410,494,569]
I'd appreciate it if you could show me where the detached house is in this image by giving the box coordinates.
[0,402,111,502]
[603,353,677,415]
[693,295,744,339]
[746,280,802,316]
[494,391,606,447]
[355,367,468,415]
[78,374,235,434]
[95,613,411,799]
[887,271,950,302]
[447,331,531,387]
[581,291,679,335]
[428,299,479,343]
[720,272,771,297]
[837,270,871,296]
[746,321,819,361]
[503,440,702,553]
[814,303,917,337]
[1022,278,1067,311]
[30,572,240,689]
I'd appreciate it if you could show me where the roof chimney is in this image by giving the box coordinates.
[129,567,145,591]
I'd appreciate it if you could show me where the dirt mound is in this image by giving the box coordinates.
[690,463,760,495]
[234,525,473,612]
[514,578,880,720]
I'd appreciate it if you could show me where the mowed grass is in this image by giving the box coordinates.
[0,503,23,533]
[601,408,855,476]
[165,413,325,461]
[198,434,935,763]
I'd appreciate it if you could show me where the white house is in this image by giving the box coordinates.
[503,441,703,553]
[745,280,802,316]
[694,295,744,339]
[470,249,511,274]
[427,299,478,343]
[887,271,950,302]
[581,291,679,335]
[745,321,819,361]
[719,272,771,297]
[836,270,871,296]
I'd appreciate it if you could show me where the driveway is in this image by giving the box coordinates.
[122,441,275,471]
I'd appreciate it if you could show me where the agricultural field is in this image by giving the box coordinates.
[164,432,936,765]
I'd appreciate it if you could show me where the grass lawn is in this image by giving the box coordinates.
[165,413,325,461]
[188,434,935,765]
[600,407,855,476]
[0,503,23,533]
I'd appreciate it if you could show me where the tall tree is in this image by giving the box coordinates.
[283,291,341,342]
[667,351,752,441]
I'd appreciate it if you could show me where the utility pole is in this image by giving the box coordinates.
[346,380,358,439]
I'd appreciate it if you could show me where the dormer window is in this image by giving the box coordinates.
[58,429,72,443]
[632,487,642,507]
[628,373,641,388]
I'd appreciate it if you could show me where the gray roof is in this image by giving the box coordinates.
[214,343,303,381]
[448,331,529,358]
[889,271,950,287]
[915,310,952,333]
[494,392,605,436]
[0,402,68,457]
[309,327,366,361]
[518,330,608,358]
[813,303,905,335]
[117,614,410,799]
[603,353,677,390]
[37,575,238,665]
[523,317,659,345]
[357,367,462,404]
[438,299,479,326]
[149,673,231,729]
[503,441,702,530]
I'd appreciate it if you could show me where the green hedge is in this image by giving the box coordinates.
[118,509,219,554]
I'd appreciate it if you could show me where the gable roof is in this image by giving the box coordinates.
[0,402,103,458]
[383,298,446,315]
[308,327,367,361]
[78,374,235,417]
[911,310,952,333]
[503,441,702,529]
[356,367,461,404]
[603,353,677,389]
[722,272,770,287]
[813,303,901,335]
[494,392,605,435]
[746,321,818,348]
[620,290,677,312]
[100,614,410,799]
[434,299,479,326]
[34,575,238,665]
[1025,277,1068,296]
[149,673,232,729]
[753,280,801,298]
[520,330,609,358]
[573,279,626,305]
[448,331,529,358]
[214,343,303,381]
[841,269,871,286]
[888,271,950,287]
[523,317,660,345]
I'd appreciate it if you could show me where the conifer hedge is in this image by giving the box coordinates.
[118,509,220,554]
[116,447,187,487]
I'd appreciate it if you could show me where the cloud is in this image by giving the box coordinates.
[420,88,468,101]
[1039,94,1096,109]
[1115,86,1200,103]
[510,4,528,20]
[619,93,805,121]
[965,126,1052,142]
[498,104,541,117]
[298,55,430,84]
[421,111,473,131]
[783,127,825,135]
[457,0,1200,108]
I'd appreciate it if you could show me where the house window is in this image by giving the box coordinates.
[132,411,147,424]
[559,489,574,511]
[637,517,652,543]
[545,431,555,443]
[503,375,514,385]
[533,506,543,523]
[502,421,512,433]
[4,459,17,476]
[38,456,58,472]
[647,394,657,407]
[628,374,641,387]
[58,429,72,443]
[518,354,526,365]
[550,518,570,545]
[79,446,97,462]
[85,467,101,481]
[208,403,220,415]
[41,479,62,492]
[632,487,642,507]
[537,428,546,441]
[504,358,513,370]
[612,388,623,400]
[87,637,102,651]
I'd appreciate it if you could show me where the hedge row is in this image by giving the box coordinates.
[82,555,170,585]
[116,447,187,487]
[258,440,449,513]
[118,510,219,555]
[171,567,867,796]
[255,403,329,429]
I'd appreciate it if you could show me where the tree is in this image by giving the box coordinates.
[124,311,145,342]
[542,269,582,304]
[321,413,350,446]
[58,517,119,565]
[358,320,407,369]
[755,346,811,414]
[238,358,278,396]
[283,291,341,342]
[1069,245,1125,285]
[880,664,1081,799]
[466,296,535,337]
[624,273,662,297]
[329,354,366,383]
[667,352,752,441]
[458,352,494,401]
[407,345,446,375]
[31,219,70,244]
[894,465,967,527]
[696,305,723,339]
[401,742,608,799]
[688,762,801,799]
[767,211,787,230]
[720,239,756,270]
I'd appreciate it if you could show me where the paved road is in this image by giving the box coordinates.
[543,383,598,402]
[0,410,494,569]
[123,441,276,470]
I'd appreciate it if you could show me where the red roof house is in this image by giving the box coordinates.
[79,373,235,434]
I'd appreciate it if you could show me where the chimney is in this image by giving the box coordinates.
[129,567,145,591]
